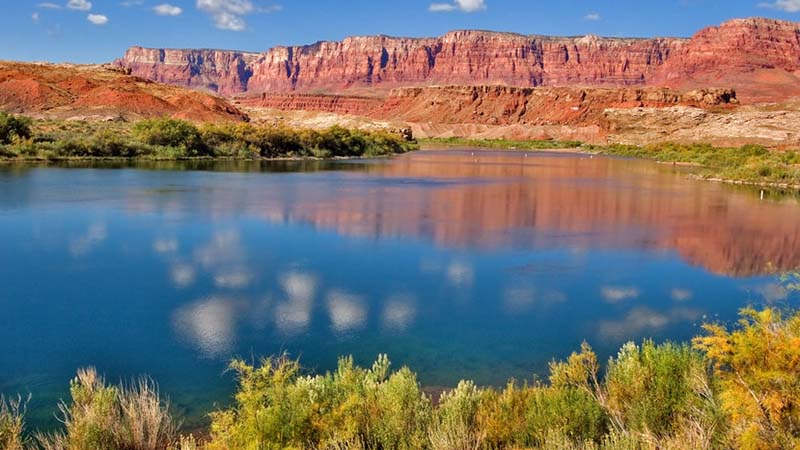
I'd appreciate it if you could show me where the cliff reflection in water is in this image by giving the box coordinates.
[244,150,800,277]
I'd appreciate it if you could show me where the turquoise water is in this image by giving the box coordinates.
[1,150,798,428]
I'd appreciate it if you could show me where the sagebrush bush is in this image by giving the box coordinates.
[37,367,178,450]
[208,355,430,450]
[8,308,800,450]
[595,142,800,185]
[0,116,416,160]
[0,395,27,450]
[694,308,800,450]
[132,119,209,157]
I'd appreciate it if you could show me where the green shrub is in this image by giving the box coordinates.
[132,119,208,157]
[430,380,485,450]
[209,355,430,450]
[549,341,721,443]
[523,386,607,445]
[604,341,715,437]
[0,112,32,145]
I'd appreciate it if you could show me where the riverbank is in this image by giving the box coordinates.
[421,137,800,189]
[2,306,798,450]
[0,114,417,162]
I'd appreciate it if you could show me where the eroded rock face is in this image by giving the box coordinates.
[373,85,737,126]
[116,18,800,103]
[653,18,800,84]
[0,62,248,122]
[119,47,261,96]
[117,32,685,95]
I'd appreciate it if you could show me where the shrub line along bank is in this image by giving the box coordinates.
[3,112,799,188]
[0,113,417,161]
[2,307,799,450]
[422,137,800,188]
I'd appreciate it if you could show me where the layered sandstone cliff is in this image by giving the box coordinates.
[116,18,800,103]
[118,32,686,95]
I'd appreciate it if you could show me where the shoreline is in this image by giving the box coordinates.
[421,139,800,191]
[6,141,800,191]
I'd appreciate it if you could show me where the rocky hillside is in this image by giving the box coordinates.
[117,18,800,103]
[0,62,248,122]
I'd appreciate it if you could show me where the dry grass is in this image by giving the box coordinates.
[0,395,28,450]
[36,368,178,450]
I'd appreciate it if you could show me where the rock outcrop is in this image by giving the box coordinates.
[242,92,384,116]
[372,85,737,126]
[117,32,686,95]
[116,18,800,103]
[0,62,248,122]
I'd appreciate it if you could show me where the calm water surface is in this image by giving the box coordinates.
[2,150,799,427]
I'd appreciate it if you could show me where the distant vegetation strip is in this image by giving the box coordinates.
[592,143,800,187]
[421,137,583,150]
[2,305,800,450]
[0,113,417,161]
[423,137,800,187]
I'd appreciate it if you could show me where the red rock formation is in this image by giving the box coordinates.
[240,92,384,116]
[118,48,260,96]
[0,62,248,122]
[118,32,685,95]
[372,85,737,126]
[115,18,800,104]
[650,18,800,102]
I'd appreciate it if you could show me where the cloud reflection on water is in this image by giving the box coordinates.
[274,271,317,335]
[327,290,367,334]
[382,294,417,332]
[173,297,240,358]
[69,222,107,257]
[598,307,703,341]
[600,286,641,304]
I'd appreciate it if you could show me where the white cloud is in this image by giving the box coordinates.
[196,0,279,31]
[121,0,144,6]
[32,12,41,22]
[87,13,108,25]
[154,3,183,16]
[67,0,92,11]
[584,12,601,21]
[37,2,62,9]
[429,0,486,13]
[759,0,800,12]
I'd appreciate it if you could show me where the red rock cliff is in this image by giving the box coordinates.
[116,18,800,103]
[118,32,685,95]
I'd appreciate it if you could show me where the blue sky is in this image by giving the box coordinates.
[5,0,800,63]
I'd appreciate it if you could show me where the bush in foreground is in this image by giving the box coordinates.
[0,395,27,450]
[694,308,800,450]
[36,368,177,450]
